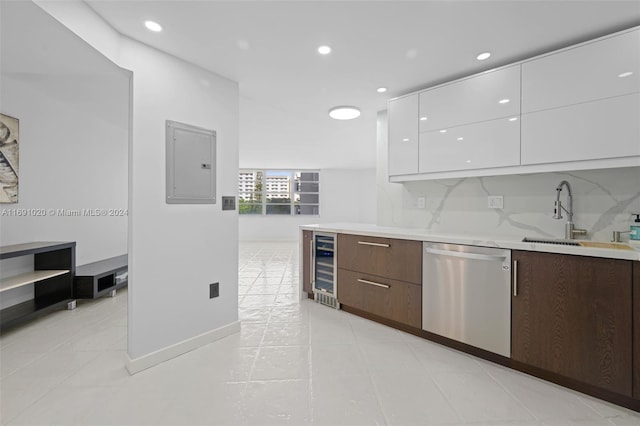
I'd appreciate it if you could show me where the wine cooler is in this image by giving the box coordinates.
[312,232,339,309]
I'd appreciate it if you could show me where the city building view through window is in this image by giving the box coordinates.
[238,170,319,215]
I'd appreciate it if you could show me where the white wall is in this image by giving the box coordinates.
[239,168,376,241]
[0,75,129,265]
[0,1,129,266]
[32,1,240,363]
[120,38,239,359]
[377,111,640,241]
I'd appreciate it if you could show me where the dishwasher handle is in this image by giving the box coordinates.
[424,247,508,262]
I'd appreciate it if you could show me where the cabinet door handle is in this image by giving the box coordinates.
[309,243,314,285]
[513,260,518,297]
[357,241,390,248]
[357,278,390,289]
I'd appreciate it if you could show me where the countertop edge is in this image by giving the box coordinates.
[300,223,640,261]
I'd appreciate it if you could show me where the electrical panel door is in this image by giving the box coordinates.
[166,120,216,204]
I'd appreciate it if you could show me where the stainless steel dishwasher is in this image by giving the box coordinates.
[422,242,511,357]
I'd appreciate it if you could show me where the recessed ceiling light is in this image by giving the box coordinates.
[144,20,162,32]
[329,106,360,120]
[402,138,409,142]
[618,71,633,78]
[457,137,464,141]
[509,117,518,122]
[498,98,510,104]
[377,87,388,93]
[440,129,447,133]
[318,45,332,55]
[420,116,427,121]
[476,52,491,61]
[466,159,472,163]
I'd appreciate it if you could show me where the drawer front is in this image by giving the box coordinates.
[337,268,421,328]
[337,234,422,284]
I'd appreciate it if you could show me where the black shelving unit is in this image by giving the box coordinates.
[75,254,127,299]
[0,242,76,331]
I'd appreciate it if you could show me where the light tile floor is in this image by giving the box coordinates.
[1,241,639,425]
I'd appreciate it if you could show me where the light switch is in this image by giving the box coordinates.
[222,196,236,211]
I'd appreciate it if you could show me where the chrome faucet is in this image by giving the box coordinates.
[553,180,587,240]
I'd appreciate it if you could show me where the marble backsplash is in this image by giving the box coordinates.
[376,167,640,243]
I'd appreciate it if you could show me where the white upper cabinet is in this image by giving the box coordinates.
[419,116,521,174]
[521,93,640,165]
[522,29,640,113]
[521,28,640,166]
[388,94,419,176]
[419,65,521,132]
[387,26,640,182]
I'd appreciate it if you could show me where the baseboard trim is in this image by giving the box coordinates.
[125,320,241,375]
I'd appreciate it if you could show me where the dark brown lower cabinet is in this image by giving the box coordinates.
[337,268,421,328]
[302,230,312,295]
[512,250,633,397]
[634,261,640,400]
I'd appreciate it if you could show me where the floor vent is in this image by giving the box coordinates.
[314,291,340,309]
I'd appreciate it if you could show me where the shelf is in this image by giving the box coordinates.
[74,254,127,299]
[0,242,75,260]
[316,261,334,268]
[316,246,333,253]
[0,297,71,329]
[0,270,70,293]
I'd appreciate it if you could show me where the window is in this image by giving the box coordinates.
[238,170,319,215]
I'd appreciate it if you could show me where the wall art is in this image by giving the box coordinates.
[0,113,19,203]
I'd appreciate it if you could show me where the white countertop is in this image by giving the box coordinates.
[300,223,640,261]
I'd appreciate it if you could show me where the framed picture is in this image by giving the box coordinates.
[0,113,19,203]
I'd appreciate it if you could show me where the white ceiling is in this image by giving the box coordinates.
[84,0,640,170]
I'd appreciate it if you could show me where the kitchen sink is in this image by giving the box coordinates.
[522,237,635,251]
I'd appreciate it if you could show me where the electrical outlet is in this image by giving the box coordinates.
[209,282,219,298]
[488,195,504,209]
[417,197,426,209]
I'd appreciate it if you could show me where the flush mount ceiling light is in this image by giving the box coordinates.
[618,71,633,78]
[318,45,332,55]
[329,106,360,120]
[476,52,491,61]
[144,20,162,32]
[377,87,388,93]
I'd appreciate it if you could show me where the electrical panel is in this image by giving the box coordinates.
[166,120,216,204]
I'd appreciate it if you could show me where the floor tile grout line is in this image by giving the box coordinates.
[348,314,391,426]
[405,342,466,425]
[475,358,543,423]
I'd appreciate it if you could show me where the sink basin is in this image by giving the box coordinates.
[522,237,635,251]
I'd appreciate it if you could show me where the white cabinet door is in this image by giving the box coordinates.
[521,93,640,165]
[419,116,521,173]
[388,94,419,176]
[419,65,520,133]
[522,29,640,114]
